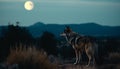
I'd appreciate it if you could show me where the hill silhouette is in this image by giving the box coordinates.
[0,22,120,37]
[27,22,120,37]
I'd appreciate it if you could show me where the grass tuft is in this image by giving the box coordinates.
[7,46,57,69]
[108,52,120,64]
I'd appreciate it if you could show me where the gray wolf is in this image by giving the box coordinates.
[60,26,98,66]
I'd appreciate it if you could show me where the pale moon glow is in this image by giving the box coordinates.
[24,1,34,11]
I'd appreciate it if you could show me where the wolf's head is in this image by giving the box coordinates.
[60,26,73,37]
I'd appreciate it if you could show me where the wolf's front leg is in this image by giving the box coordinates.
[74,50,79,65]
[78,51,81,64]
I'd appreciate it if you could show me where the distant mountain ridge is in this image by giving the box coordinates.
[27,22,120,37]
[0,22,120,37]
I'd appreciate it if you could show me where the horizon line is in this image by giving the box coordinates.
[0,21,120,27]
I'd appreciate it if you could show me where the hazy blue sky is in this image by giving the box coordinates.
[0,0,120,26]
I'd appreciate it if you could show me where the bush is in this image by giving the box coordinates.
[7,46,57,69]
[39,31,57,55]
[108,52,120,64]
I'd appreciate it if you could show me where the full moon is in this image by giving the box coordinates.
[24,1,34,11]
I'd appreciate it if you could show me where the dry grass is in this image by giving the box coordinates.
[6,45,120,69]
[108,52,120,64]
[109,52,120,59]
[7,45,57,69]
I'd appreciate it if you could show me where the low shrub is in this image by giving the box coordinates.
[7,46,57,69]
[108,52,120,64]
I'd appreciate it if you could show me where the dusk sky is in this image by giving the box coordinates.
[0,0,120,26]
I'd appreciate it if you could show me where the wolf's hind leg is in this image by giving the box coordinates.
[85,46,93,67]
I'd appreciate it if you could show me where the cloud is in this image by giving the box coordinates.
[79,1,120,6]
[39,0,120,7]
[39,0,120,2]
[0,0,25,2]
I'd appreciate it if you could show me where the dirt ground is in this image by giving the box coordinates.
[58,64,120,69]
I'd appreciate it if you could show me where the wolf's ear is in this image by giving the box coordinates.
[65,25,70,29]
[65,25,72,32]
